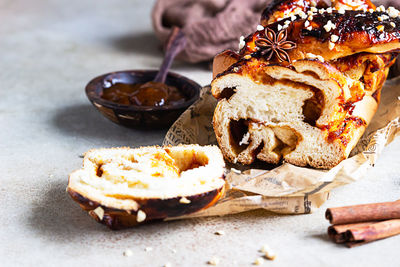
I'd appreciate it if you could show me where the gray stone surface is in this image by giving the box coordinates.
[1,0,399,266]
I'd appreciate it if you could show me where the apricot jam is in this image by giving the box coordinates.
[101,81,186,107]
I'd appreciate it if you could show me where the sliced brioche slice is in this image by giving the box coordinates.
[67,145,225,229]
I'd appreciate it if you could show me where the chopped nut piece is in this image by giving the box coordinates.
[244,55,252,60]
[376,5,385,12]
[387,7,399,18]
[390,22,396,28]
[310,0,317,7]
[329,41,335,50]
[179,197,191,204]
[319,9,325,14]
[145,247,153,252]
[304,20,310,27]
[323,20,336,32]
[93,206,104,220]
[326,7,332,14]
[307,26,313,31]
[136,210,146,222]
[378,15,389,21]
[308,15,313,21]
[277,24,283,31]
[215,230,225,235]
[310,7,317,13]
[256,25,264,31]
[208,257,220,266]
[254,257,264,265]
[123,249,133,257]
[377,25,385,32]
[330,35,339,43]
[299,11,307,20]
[338,8,346,14]
[238,36,245,50]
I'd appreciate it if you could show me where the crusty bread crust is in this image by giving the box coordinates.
[67,145,226,228]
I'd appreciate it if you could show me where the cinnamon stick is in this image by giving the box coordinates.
[328,222,375,243]
[345,219,400,247]
[325,200,400,225]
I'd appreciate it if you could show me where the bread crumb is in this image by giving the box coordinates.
[93,206,104,220]
[254,257,264,265]
[214,230,225,235]
[261,245,276,260]
[123,249,133,257]
[208,257,220,265]
[136,210,146,222]
[145,247,153,252]
[239,132,250,146]
[179,197,191,204]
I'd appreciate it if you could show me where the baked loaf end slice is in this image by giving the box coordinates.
[212,58,390,169]
[67,145,225,229]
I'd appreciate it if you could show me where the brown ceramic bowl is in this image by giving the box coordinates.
[85,70,201,128]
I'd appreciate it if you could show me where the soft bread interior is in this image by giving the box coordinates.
[68,145,225,210]
[212,72,346,168]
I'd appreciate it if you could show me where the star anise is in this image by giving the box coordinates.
[255,27,297,62]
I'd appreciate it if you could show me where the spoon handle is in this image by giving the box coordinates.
[153,27,187,83]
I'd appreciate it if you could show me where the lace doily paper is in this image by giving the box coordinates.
[163,78,400,218]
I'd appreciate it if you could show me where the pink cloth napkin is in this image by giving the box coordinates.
[152,0,399,66]
[152,0,268,63]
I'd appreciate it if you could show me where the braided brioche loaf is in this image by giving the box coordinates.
[212,0,400,169]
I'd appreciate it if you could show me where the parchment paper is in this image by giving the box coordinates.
[163,77,400,218]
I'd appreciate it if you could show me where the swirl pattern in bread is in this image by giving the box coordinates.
[211,1,400,169]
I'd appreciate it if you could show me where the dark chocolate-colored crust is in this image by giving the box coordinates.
[261,11,400,51]
[67,184,225,230]
[298,11,400,44]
